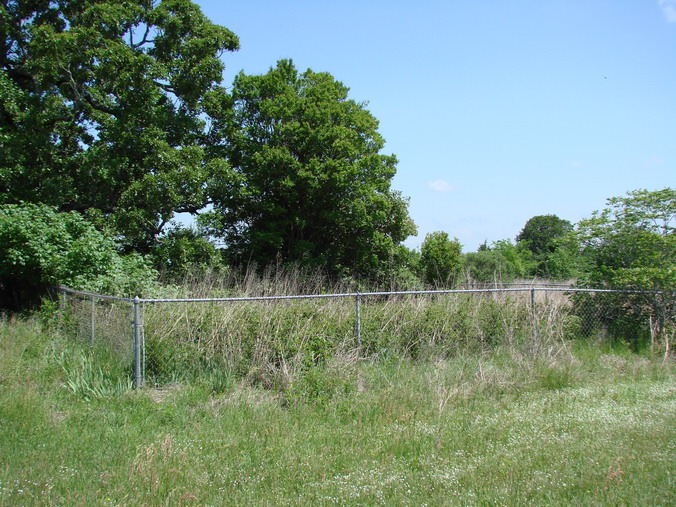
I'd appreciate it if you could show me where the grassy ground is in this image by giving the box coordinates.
[0,318,674,505]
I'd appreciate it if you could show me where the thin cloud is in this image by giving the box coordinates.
[429,180,456,192]
[658,0,676,22]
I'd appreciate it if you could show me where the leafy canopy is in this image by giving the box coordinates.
[464,239,535,283]
[517,214,573,255]
[150,225,224,278]
[201,59,416,278]
[517,214,576,278]
[0,0,239,251]
[576,188,675,352]
[577,188,675,290]
[419,232,463,287]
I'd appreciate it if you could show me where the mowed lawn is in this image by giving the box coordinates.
[0,319,674,505]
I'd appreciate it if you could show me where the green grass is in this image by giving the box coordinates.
[0,318,674,505]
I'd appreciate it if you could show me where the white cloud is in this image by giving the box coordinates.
[429,180,456,192]
[658,0,676,22]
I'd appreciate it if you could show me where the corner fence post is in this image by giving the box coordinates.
[355,293,362,352]
[133,296,142,388]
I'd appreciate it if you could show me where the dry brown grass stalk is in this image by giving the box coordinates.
[61,269,612,389]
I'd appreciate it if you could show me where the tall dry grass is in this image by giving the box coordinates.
[124,268,584,388]
[57,266,641,393]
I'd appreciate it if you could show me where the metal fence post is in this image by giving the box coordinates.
[133,296,142,388]
[141,302,146,385]
[90,296,95,345]
[59,288,67,314]
[355,293,362,351]
[531,287,537,353]
[58,289,67,331]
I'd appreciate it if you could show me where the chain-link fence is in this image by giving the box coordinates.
[56,286,673,388]
[55,287,136,381]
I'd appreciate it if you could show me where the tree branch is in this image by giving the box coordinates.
[131,24,154,49]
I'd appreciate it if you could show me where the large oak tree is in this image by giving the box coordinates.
[200,60,416,277]
[0,0,239,251]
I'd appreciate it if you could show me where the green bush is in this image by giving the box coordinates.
[419,232,463,287]
[576,188,675,352]
[0,202,158,309]
[463,240,535,283]
[150,225,225,279]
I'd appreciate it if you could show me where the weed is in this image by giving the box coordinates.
[0,318,673,505]
[60,350,133,400]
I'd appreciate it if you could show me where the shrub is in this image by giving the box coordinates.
[419,232,463,287]
[0,203,158,309]
[150,225,225,279]
[576,188,675,353]
[463,240,534,283]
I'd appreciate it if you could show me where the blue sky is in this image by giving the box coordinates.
[195,0,676,252]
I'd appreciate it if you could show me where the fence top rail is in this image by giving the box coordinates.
[533,287,662,294]
[137,286,665,304]
[56,286,134,303]
[56,285,667,305]
[138,287,532,304]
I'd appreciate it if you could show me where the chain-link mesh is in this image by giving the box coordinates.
[141,297,357,387]
[57,288,134,370]
[56,286,673,388]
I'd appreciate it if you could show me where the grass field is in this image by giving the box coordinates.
[0,317,674,505]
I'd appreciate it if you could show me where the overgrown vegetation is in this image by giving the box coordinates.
[0,0,240,252]
[0,203,158,309]
[1,1,415,280]
[0,0,672,305]
[199,59,416,276]
[1,316,673,505]
[52,266,666,391]
[1,2,672,503]
[576,188,675,355]
[517,214,577,279]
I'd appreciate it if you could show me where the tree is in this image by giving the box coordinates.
[516,214,575,278]
[576,188,675,354]
[463,250,508,283]
[0,203,157,309]
[419,232,463,287]
[0,0,239,251]
[200,59,416,277]
[150,225,223,278]
[538,233,580,280]
[464,239,534,283]
[517,214,573,255]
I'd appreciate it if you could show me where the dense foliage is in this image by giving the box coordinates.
[575,188,675,353]
[419,232,462,287]
[464,240,534,283]
[517,215,573,256]
[0,1,671,315]
[0,203,157,308]
[577,188,674,289]
[200,60,416,276]
[150,225,224,278]
[0,0,239,251]
[516,214,577,278]
[1,3,418,289]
